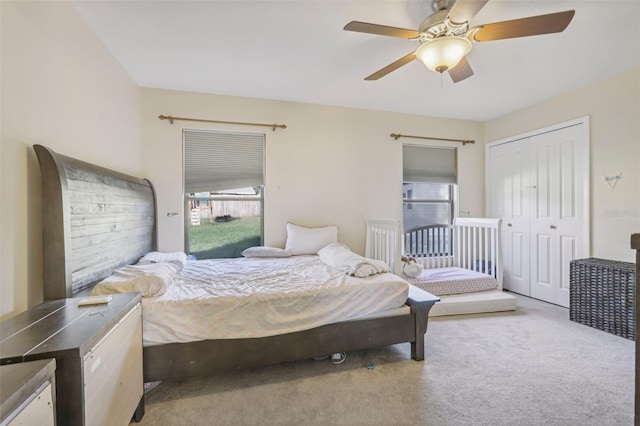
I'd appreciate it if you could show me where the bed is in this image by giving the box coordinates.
[365,218,517,316]
[34,144,440,382]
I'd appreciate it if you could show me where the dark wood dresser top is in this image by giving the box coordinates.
[0,293,141,364]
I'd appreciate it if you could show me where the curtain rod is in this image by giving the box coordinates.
[390,133,475,145]
[158,115,287,131]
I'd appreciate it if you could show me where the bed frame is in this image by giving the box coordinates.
[366,218,517,316]
[34,144,439,382]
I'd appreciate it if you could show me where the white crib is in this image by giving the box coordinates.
[365,218,517,316]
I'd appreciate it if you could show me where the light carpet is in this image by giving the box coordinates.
[136,294,634,425]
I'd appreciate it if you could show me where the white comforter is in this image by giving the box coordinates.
[141,255,408,345]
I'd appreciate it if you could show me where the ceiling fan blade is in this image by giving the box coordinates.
[448,56,474,83]
[446,0,489,25]
[472,10,575,42]
[344,21,420,39]
[365,52,417,80]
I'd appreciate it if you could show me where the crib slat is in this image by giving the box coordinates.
[483,227,489,274]
[493,226,501,287]
[494,227,497,276]
[438,227,442,266]
[468,226,473,270]
[491,228,497,279]
[455,225,460,267]
[472,227,477,271]
[460,226,465,268]
[463,226,468,269]
[436,227,440,267]
[458,226,463,268]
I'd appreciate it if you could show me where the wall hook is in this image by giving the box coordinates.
[604,173,622,189]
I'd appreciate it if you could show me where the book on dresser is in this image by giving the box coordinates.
[0,292,144,426]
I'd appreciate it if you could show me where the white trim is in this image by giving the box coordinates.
[485,115,590,148]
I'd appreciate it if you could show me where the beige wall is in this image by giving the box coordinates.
[484,68,640,262]
[0,2,141,319]
[5,2,634,322]
[142,88,485,255]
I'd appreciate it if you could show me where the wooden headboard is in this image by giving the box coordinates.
[34,145,157,300]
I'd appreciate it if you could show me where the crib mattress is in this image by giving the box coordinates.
[403,267,497,296]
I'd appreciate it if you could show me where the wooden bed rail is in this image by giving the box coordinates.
[143,285,439,382]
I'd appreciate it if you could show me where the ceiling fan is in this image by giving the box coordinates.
[344,0,575,83]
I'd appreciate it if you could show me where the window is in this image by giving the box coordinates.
[183,129,265,259]
[403,182,454,228]
[402,144,457,257]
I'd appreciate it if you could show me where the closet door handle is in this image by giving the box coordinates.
[550,225,557,229]
[507,223,512,227]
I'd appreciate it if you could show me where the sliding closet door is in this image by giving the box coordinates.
[529,124,588,306]
[488,139,531,296]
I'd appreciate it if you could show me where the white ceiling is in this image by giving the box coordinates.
[73,0,640,122]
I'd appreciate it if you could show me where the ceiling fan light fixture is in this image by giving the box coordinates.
[416,36,472,73]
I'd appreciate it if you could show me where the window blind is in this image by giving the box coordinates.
[402,144,457,184]
[183,129,265,193]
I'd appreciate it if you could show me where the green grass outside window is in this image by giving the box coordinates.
[188,216,261,259]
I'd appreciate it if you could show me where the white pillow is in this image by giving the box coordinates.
[90,262,179,297]
[138,251,187,270]
[241,246,291,258]
[285,223,338,255]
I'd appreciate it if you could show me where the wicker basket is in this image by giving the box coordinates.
[569,258,636,340]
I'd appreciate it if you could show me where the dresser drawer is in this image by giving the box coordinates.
[83,303,143,426]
